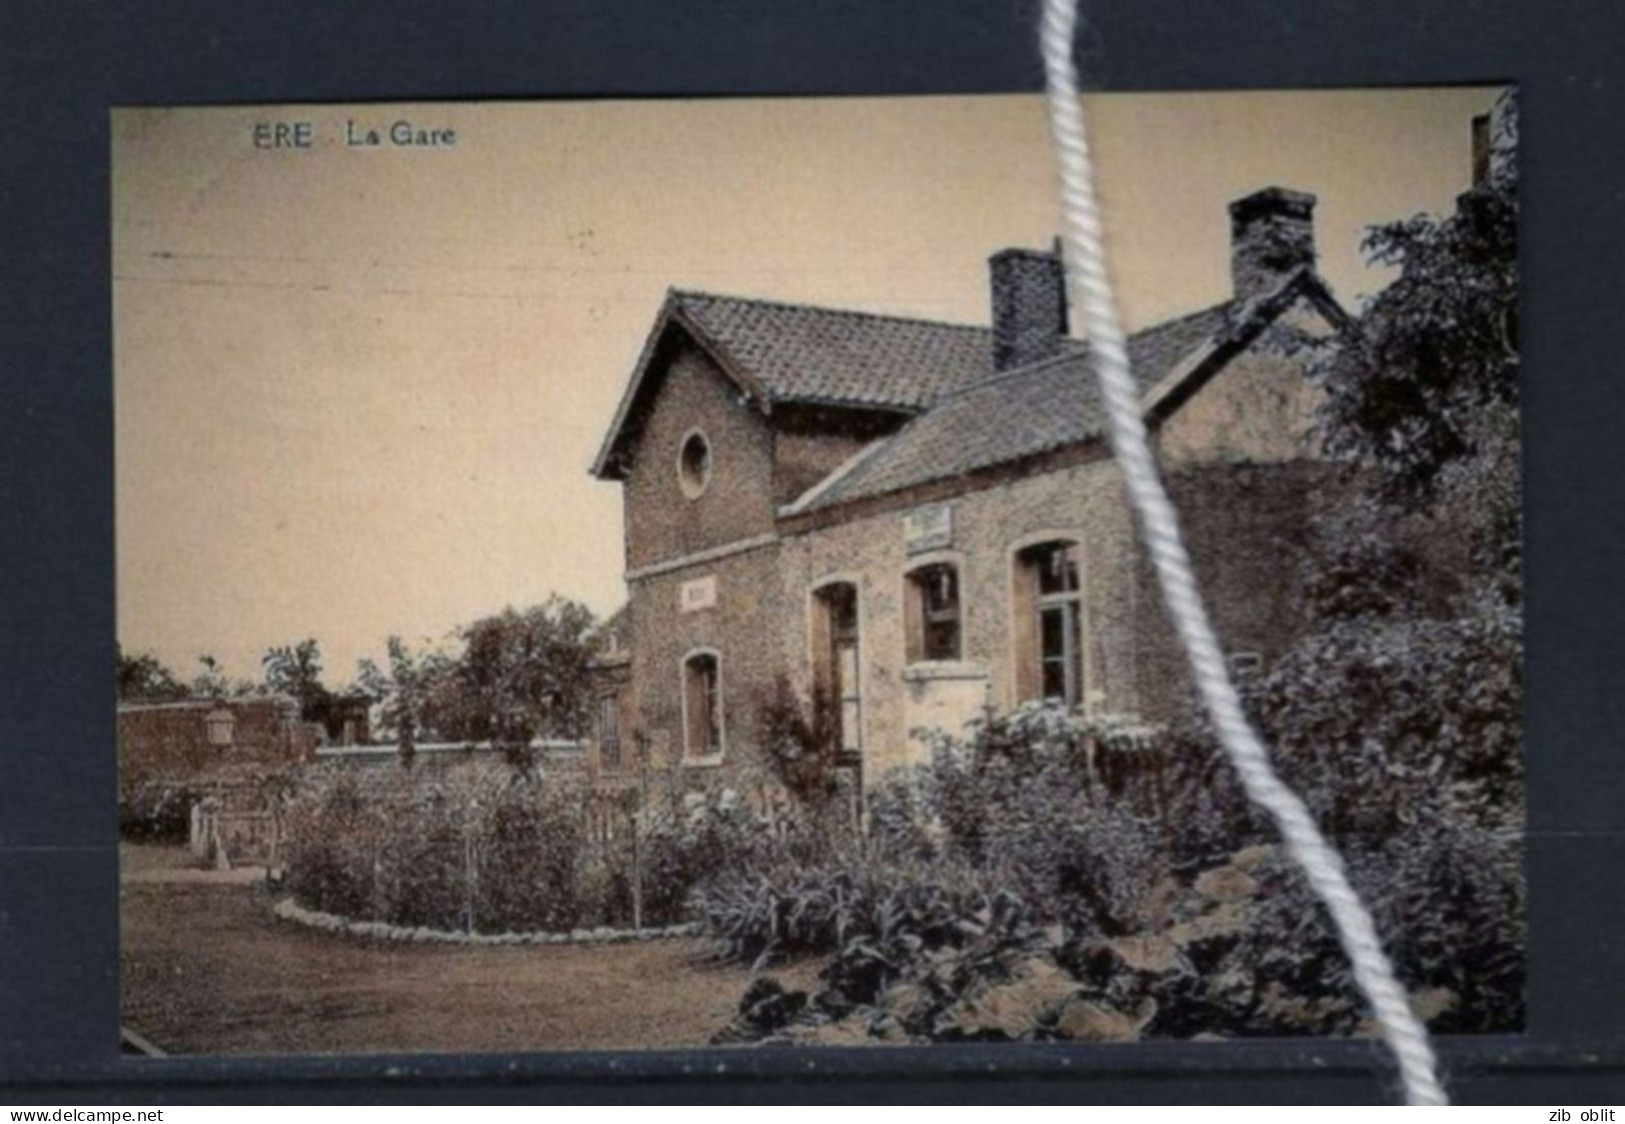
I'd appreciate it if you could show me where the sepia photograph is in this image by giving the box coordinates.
[113,86,1521,1057]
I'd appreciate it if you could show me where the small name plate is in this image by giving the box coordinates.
[904,504,953,555]
[679,575,718,613]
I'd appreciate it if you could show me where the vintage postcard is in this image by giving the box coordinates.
[114,88,1521,1055]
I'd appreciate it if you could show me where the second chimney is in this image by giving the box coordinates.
[990,242,1068,372]
[1229,187,1317,303]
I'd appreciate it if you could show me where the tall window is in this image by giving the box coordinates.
[812,582,862,756]
[1015,540,1086,708]
[906,562,961,662]
[598,693,622,773]
[682,651,723,759]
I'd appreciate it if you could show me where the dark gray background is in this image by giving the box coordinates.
[2,0,1621,1104]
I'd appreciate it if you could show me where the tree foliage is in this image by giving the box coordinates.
[262,638,331,715]
[1256,595,1524,836]
[356,636,453,765]
[1314,91,1518,509]
[438,596,599,757]
[355,596,599,761]
[756,673,845,803]
[1243,91,1526,1026]
[115,643,188,703]
[191,654,231,699]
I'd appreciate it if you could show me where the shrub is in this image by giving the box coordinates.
[282,769,830,934]
[698,860,994,966]
[869,705,1205,937]
[282,776,377,919]
[1141,816,1526,1038]
[638,787,790,927]
[119,777,204,844]
[379,809,465,929]
[709,693,1524,1039]
[1354,816,1525,1032]
[756,674,844,803]
[477,784,595,932]
[1256,597,1524,838]
[283,771,610,932]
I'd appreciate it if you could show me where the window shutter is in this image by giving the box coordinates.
[1013,554,1038,701]
[904,573,924,664]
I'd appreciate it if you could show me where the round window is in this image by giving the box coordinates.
[678,430,712,498]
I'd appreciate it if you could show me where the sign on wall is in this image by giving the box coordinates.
[905,503,953,554]
[679,574,718,613]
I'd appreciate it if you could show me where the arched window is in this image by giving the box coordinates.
[905,561,961,663]
[1013,540,1086,707]
[680,649,724,760]
[811,581,862,757]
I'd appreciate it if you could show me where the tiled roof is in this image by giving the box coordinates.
[1127,301,1236,397]
[794,302,1234,513]
[674,291,1033,411]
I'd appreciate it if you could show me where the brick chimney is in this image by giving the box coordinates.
[989,241,1068,372]
[1471,113,1492,187]
[1228,187,1317,303]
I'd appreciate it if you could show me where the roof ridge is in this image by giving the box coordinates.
[920,298,1236,407]
[1133,298,1235,335]
[927,345,1090,404]
[671,288,993,337]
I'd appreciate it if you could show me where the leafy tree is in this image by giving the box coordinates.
[354,597,600,767]
[1285,93,1519,624]
[115,643,188,702]
[192,654,231,699]
[1248,92,1524,1026]
[436,596,599,762]
[1315,92,1518,506]
[1257,595,1523,836]
[356,636,453,766]
[263,638,331,716]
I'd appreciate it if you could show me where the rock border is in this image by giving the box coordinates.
[271,897,701,946]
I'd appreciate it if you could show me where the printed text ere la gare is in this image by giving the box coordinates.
[252,119,457,150]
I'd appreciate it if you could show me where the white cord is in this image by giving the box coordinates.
[1037,0,1448,1105]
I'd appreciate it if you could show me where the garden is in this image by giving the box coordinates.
[277,669,1523,1046]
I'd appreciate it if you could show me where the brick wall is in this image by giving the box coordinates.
[299,743,588,803]
[1228,188,1317,303]
[990,246,1068,371]
[119,696,318,797]
[777,452,1145,778]
[622,338,778,571]
[623,542,789,792]
[1157,303,1335,468]
[1132,459,1349,723]
[605,295,1345,789]
[775,426,881,507]
[609,425,1345,786]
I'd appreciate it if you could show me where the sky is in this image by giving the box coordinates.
[113,87,1501,687]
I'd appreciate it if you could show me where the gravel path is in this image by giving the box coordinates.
[120,846,816,1056]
